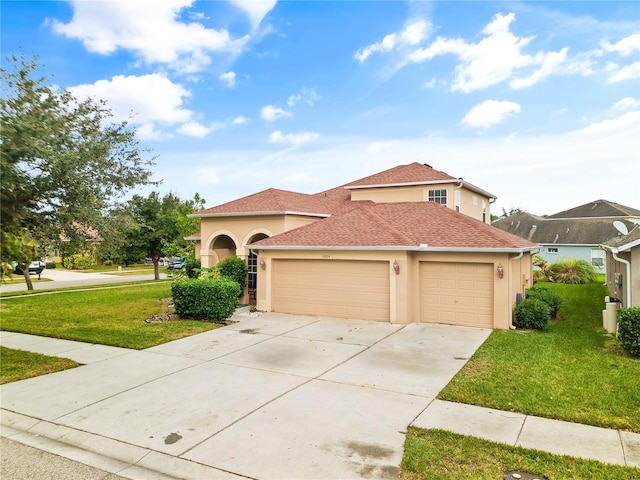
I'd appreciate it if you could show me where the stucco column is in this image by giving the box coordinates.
[390,257,409,324]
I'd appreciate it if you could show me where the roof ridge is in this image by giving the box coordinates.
[358,203,416,246]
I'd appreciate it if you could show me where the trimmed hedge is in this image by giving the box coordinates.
[184,255,201,279]
[216,256,248,293]
[514,298,550,330]
[618,307,640,357]
[526,285,561,318]
[171,277,241,321]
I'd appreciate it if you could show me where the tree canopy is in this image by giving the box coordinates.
[1,54,157,287]
[121,191,204,280]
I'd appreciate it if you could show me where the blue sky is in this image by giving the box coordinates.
[2,0,639,216]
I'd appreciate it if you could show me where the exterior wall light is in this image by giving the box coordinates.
[259,259,266,270]
[393,260,400,275]
[497,263,504,279]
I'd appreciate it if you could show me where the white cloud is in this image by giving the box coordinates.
[601,33,640,56]
[608,61,640,83]
[613,97,640,111]
[177,121,223,138]
[232,116,250,125]
[269,130,319,146]
[461,100,521,130]
[194,165,221,186]
[510,48,568,89]
[67,74,193,125]
[287,88,321,107]
[135,123,164,141]
[355,20,431,62]
[228,0,277,29]
[50,0,249,74]
[219,71,236,88]
[261,105,292,121]
[574,110,640,135]
[367,142,392,154]
[408,12,571,93]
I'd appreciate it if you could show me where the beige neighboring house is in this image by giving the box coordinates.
[601,226,640,308]
[191,163,538,329]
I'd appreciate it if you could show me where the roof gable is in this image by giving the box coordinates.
[193,188,330,217]
[252,202,536,250]
[345,162,456,188]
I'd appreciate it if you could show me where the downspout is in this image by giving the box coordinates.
[610,249,632,307]
[508,252,524,329]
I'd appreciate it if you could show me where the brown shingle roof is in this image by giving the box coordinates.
[194,188,330,216]
[493,210,638,245]
[548,199,640,219]
[345,162,456,187]
[252,202,537,250]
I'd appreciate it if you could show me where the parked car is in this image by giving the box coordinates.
[14,260,46,276]
[167,258,185,270]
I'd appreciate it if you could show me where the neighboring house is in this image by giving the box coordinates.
[601,226,640,308]
[191,163,537,329]
[492,200,640,272]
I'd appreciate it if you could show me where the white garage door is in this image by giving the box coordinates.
[272,260,390,322]
[420,262,494,328]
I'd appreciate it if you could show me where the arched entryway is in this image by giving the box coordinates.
[247,233,269,303]
[211,235,237,264]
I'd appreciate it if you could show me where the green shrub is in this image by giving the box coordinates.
[215,256,248,293]
[514,298,550,330]
[45,262,56,269]
[618,307,640,357]
[184,255,201,279]
[171,277,241,321]
[549,259,596,284]
[526,285,561,318]
[102,259,113,267]
[62,253,93,270]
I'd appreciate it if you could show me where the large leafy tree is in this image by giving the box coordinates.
[123,192,204,280]
[1,54,156,288]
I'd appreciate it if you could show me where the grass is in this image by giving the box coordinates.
[400,428,640,480]
[1,276,52,284]
[0,282,218,349]
[0,347,79,384]
[439,281,640,432]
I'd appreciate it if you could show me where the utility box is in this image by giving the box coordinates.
[603,297,620,334]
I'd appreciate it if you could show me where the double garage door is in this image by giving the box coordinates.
[271,259,494,327]
[420,262,494,328]
[272,260,390,322]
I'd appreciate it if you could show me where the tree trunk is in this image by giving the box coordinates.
[154,260,160,280]
[23,270,34,290]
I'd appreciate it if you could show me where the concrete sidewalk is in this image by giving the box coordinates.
[1,315,639,479]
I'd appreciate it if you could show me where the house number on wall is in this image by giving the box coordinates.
[322,254,331,259]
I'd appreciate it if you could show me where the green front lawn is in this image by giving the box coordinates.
[401,428,639,480]
[439,281,640,432]
[0,282,218,349]
[0,347,79,384]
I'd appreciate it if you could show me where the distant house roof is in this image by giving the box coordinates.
[548,199,640,219]
[602,226,640,252]
[492,212,636,245]
[252,202,537,251]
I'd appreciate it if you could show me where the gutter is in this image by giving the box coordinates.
[247,245,538,253]
[190,210,331,219]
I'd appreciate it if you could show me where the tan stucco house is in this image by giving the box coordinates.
[601,226,640,308]
[191,163,538,329]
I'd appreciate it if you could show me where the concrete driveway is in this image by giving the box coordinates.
[1,312,490,479]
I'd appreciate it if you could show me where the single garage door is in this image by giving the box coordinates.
[272,259,390,322]
[420,262,494,328]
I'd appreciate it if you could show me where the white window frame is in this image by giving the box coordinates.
[428,189,448,206]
